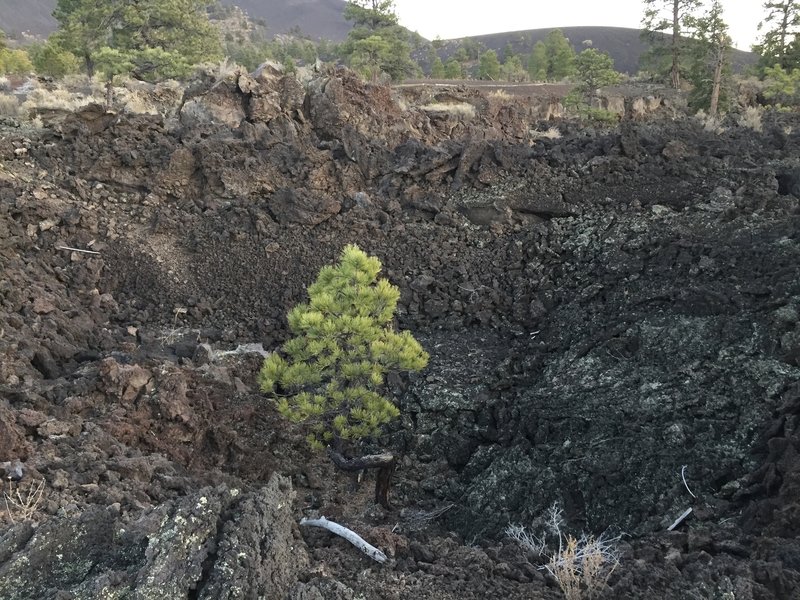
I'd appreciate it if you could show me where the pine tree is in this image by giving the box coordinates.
[261,245,427,448]
[341,0,417,81]
[260,245,428,507]
[753,1,800,71]
[543,29,576,80]
[641,0,701,87]
[479,49,501,80]
[53,0,222,81]
[685,0,731,116]
[528,41,548,81]
[430,53,445,79]
[443,57,463,79]
[571,48,622,105]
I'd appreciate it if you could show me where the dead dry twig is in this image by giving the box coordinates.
[4,478,46,524]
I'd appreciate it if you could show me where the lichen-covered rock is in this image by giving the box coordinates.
[0,476,304,599]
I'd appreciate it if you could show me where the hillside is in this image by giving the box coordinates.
[0,0,351,40]
[435,26,757,76]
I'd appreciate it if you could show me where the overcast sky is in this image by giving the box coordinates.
[392,0,765,51]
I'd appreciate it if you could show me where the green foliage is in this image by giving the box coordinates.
[543,30,576,80]
[479,49,501,80]
[525,30,577,81]
[528,41,548,80]
[763,63,800,104]
[502,54,527,82]
[443,57,463,79]
[429,52,445,79]
[29,38,80,78]
[0,48,33,75]
[572,48,621,100]
[685,1,732,113]
[54,0,223,81]
[640,0,702,86]
[753,2,800,72]
[260,245,429,450]
[341,0,417,81]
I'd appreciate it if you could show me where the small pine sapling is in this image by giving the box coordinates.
[260,244,428,506]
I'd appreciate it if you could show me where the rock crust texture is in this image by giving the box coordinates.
[0,68,799,598]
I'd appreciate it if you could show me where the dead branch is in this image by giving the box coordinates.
[300,516,388,564]
[55,245,101,255]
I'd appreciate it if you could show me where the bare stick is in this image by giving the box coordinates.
[680,465,696,499]
[56,246,101,255]
[300,516,388,563]
[667,507,693,531]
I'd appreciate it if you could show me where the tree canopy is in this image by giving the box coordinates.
[260,245,428,451]
[753,1,800,72]
[53,0,223,81]
[572,48,622,102]
[340,0,416,81]
[641,0,701,87]
[685,0,731,115]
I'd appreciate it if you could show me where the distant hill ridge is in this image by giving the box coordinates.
[0,2,754,76]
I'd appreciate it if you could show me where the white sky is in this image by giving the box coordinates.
[393,0,765,51]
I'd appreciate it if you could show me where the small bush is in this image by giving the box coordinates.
[507,503,621,600]
[737,106,763,132]
[20,87,102,116]
[0,48,33,75]
[0,92,19,117]
[260,244,429,450]
[531,126,562,140]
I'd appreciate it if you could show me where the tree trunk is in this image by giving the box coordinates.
[671,0,681,88]
[709,50,723,117]
[327,448,397,509]
[85,55,95,80]
[105,80,113,110]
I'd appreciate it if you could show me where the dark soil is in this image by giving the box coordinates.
[1,67,799,599]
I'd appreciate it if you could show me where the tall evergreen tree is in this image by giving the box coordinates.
[753,1,800,71]
[685,0,731,116]
[543,29,576,80]
[641,0,701,88]
[341,0,416,81]
[528,40,548,80]
[479,49,501,80]
[53,0,222,81]
[572,48,622,104]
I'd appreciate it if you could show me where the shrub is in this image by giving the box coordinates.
[29,41,80,78]
[737,106,763,132]
[506,503,621,600]
[762,64,800,107]
[0,49,33,75]
[0,92,19,117]
[260,244,428,450]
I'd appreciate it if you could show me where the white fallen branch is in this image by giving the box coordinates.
[300,516,388,564]
[667,507,693,531]
[680,465,696,499]
[55,245,101,255]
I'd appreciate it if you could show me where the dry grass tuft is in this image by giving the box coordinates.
[488,89,512,100]
[420,102,476,119]
[20,87,102,116]
[531,126,562,140]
